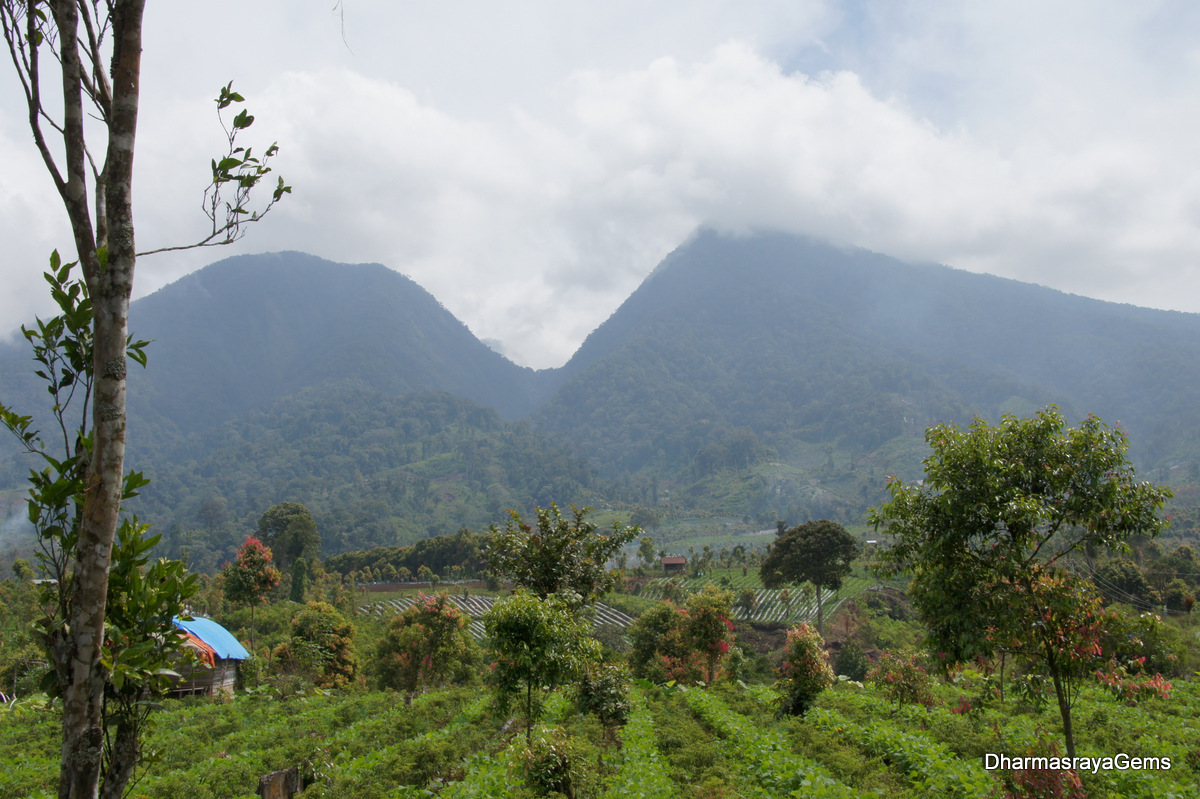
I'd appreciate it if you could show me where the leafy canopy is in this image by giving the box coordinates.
[760,519,858,633]
[486,504,639,603]
[869,407,1171,757]
[870,407,1171,665]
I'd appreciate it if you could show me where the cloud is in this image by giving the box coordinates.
[5,3,1200,370]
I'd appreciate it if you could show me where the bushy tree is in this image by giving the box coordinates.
[575,660,631,735]
[627,586,735,685]
[485,591,600,744]
[868,649,936,709]
[486,504,639,603]
[377,592,478,697]
[871,408,1171,756]
[289,558,309,603]
[776,623,835,716]
[760,519,858,634]
[257,502,321,571]
[273,601,360,690]
[222,536,281,652]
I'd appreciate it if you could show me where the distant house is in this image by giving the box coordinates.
[661,556,687,574]
[170,616,251,698]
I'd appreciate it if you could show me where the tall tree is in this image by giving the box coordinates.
[256,502,321,570]
[484,590,600,744]
[221,536,280,653]
[870,408,1171,757]
[760,519,858,634]
[1,4,285,796]
[486,504,639,604]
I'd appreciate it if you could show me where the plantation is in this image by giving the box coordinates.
[2,669,1197,797]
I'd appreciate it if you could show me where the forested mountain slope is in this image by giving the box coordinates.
[5,230,1200,567]
[535,229,1200,478]
[122,251,550,444]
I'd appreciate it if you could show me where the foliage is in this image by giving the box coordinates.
[519,727,598,798]
[681,584,735,684]
[487,504,639,603]
[273,601,360,690]
[256,502,320,570]
[290,557,309,603]
[870,408,1171,757]
[760,519,858,633]
[626,588,735,686]
[221,535,280,653]
[484,591,600,744]
[376,592,478,696]
[775,622,835,716]
[95,519,198,793]
[222,537,281,608]
[868,650,936,709]
[574,660,631,732]
[833,640,869,682]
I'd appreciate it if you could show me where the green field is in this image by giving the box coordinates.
[3,677,1196,798]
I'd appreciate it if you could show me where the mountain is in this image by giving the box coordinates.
[5,231,1200,568]
[122,251,551,445]
[535,229,1200,478]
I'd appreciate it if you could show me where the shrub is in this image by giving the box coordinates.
[775,623,835,716]
[272,601,360,690]
[520,728,597,798]
[575,660,631,732]
[867,649,935,709]
[376,592,478,697]
[833,640,869,681]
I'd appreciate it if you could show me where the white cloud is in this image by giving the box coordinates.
[4,2,1200,369]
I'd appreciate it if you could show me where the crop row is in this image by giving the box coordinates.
[601,689,675,799]
[641,575,877,624]
[680,686,859,798]
[360,595,636,634]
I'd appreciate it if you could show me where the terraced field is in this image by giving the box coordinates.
[360,594,636,636]
[640,572,879,624]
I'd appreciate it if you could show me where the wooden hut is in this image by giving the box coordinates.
[170,617,250,698]
[661,555,687,574]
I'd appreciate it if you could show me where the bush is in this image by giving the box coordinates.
[575,660,630,732]
[832,640,869,682]
[868,649,935,709]
[376,592,477,696]
[520,728,597,798]
[775,623,835,716]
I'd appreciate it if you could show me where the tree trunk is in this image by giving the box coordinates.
[1045,646,1076,759]
[98,717,140,799]
[51,3,146,797]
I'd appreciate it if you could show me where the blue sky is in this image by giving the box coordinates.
[3,1,1200,368]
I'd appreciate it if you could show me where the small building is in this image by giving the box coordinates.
[171,616,251,698]
[661,556,687,574]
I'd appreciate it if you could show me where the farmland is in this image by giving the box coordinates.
[2,669,1196,797]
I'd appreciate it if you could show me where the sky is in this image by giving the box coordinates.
[3,1,1200,369]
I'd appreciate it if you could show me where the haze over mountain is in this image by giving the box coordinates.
[4,229,1200,569]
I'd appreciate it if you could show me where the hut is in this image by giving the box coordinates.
[661,555,687,575]
[171,616,250,698]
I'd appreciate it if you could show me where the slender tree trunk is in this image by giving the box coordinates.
[98,717,140,799]
[52,3,146,797]
[1045,645,1076,759]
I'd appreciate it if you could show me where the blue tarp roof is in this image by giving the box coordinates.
[173,617,251,660]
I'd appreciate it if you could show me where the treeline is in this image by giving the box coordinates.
[324,529,487,582]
